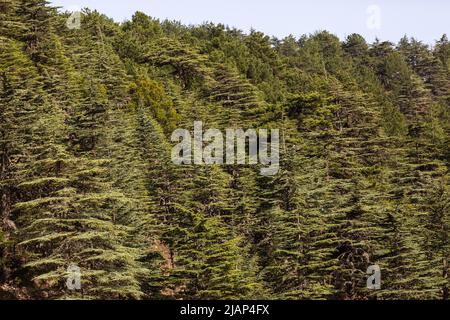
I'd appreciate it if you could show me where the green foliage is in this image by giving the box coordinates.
[0,3,449,301]
[130,73,180,133]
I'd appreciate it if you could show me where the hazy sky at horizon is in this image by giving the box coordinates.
[50,0,449,44]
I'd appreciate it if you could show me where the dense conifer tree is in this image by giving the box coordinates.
[1,3,449,300]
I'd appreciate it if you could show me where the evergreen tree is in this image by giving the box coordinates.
[1,0,449,300]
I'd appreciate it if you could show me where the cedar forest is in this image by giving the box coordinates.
[0,0,449,300]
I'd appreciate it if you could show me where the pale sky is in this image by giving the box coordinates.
[50,0,449,44]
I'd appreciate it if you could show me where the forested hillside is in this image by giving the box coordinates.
[0,1,449,300]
